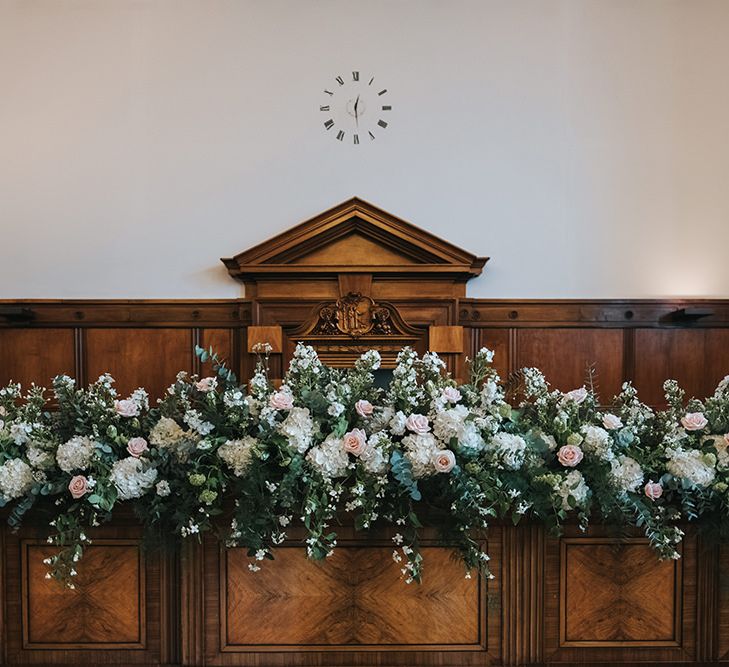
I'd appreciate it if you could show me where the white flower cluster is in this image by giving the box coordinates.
[581,425,615,462]
[609,455,644,493]
[279,407,315,454]
[110,457,158,500]
[306,434,349,478]
[402,433,442,478]
[0,458,34,500]
[218,437,256,477]
[149,417,188,448]
[666,447,716,487]
[488,432,527,470]
[56,436,96,473]
[558,470,590,511]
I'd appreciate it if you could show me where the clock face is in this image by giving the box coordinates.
[320,72,391,144]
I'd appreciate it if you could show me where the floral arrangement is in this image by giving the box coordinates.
[1,342,729,587]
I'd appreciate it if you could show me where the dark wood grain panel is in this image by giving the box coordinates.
[561,538,678,645]
[719,544,729,660]
[200,329,235,377]
[24,542,143,647]
[223,546,480,648]
[634,329,729,405]
[85,328,193,399]
[0,328,75,388]
[516,328,624,400]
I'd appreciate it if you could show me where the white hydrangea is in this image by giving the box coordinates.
[581,425,615,462]
[149,417,188,448]
[279,407,315,453]
[402,432,441,479]
[56,436,96,473]
[610,455,644,493]
[433,405,469,442]
[10,422,32,445]
[457,421,485,454]
[389,410,407,436]
[110,457,158,500]
[26,445,55,470]
[361,433,389,474]
[558,470,590,511]
[666,447,716,487]
[702,435,729,468]
[218,437,256,477]
[489,432,527,470]
[0,458,34,500]
[306,434,348,478]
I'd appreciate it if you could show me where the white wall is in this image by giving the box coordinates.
[1,0,728,299]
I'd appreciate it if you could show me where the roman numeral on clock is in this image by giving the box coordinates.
[378,119,388,128]
[369,131,375,140]
[320,105,330,111]
[382,105,392,111]
[336,130,345,141]
[352,71,359,81]
[335,75,344,85]
[324,119,334,130]
[353,134,359,144]
[378,89,387,96]
[324,89,334,96]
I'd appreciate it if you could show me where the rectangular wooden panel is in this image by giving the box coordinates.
[84,328,193,399]
[634,329,729,405]
[23,541,144,648]
[560,538,680,646]
[473,328,510,382]
[0,328,75,388]
[516,328,624,400]
[200,328,235,378]
[222,546,480,649]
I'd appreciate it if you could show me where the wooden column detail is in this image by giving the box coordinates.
[696,538,720,662]
[501,524,544,666]
[180,540,205,667]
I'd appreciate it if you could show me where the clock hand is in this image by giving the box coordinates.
[354,95,360,126]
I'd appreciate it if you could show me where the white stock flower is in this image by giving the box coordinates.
[56,436,96,473]
[110,457,158,500]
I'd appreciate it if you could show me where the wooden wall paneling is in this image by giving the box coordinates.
[3,522,165,665]
[516,328,625,401]
[84,328,194,400]
[544,526,696,664]
[501,524,544,666]
[0,328,75,389]
[634,328,729,405]
[718,544,729,661]
[202,532,495,666]
[199,329,237,375]
[180,539,206,667]
[696,538,720,662]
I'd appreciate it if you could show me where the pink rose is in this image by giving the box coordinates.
[602,413,623,430]
[269,390,294,411]
[563,387,588,404]
[725,434,729,446]
[115,399,139,418]
[433,449,456,473]
[405,414,431,435]
[355,400,374,418]
[195,377,217,393]
[127,436,149,458]
[68,475,89,499]
[343,428,367,456]
[644,480,663,500]
[681,412,708,431]
[557,444,584,467]
[441,387,462,404]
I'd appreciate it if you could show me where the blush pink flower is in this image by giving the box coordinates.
[355,400,374,418]
[644,480,663,500]
[405,414,431,435]
[602,413,623,430]
[441,387,462,404]
[195,377,217,393]
[115,399,139,418]
[433,449,456,473]
[557,444,584,467]
[563,387,588,404]
[343,428,367,456]
[127,437,149,458]
[269,390,294,411]
[68,475,89,499]
[681,412,708,431]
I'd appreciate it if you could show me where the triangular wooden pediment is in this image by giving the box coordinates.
[222,198,487,282]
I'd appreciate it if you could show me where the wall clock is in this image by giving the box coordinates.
[320,72,391,144]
